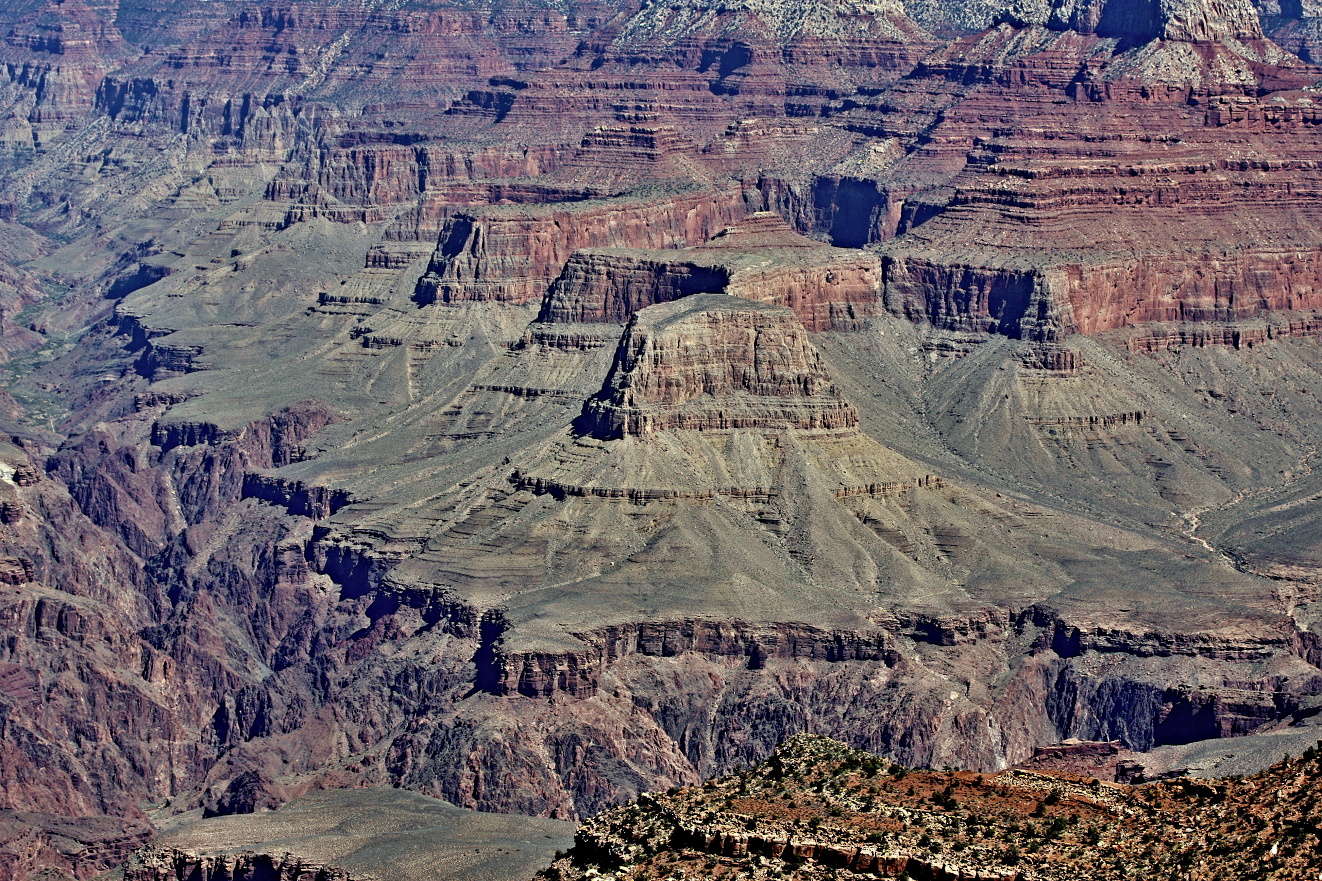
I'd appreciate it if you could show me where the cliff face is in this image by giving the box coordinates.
[94,0,611,131]
[857,19,1322,340]
[580,294,860,436]
[0,0,136,178]
[414,189,750,305]
[0,406,351,879]
[539,213,882,330]
[540,252,733,324]
[121,788,577,881]
[0,444,181,820]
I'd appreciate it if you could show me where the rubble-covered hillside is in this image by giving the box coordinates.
[542,734,1322,880]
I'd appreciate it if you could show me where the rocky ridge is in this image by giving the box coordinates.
[541,733,1322,881]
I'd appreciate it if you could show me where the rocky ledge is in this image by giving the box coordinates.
[539,213,882,331]
[578,293,860,438]
[541,734,1322,881]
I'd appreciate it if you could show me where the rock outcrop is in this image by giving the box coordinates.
[579,294,860,437]
[541,734,1322,881]
[539,213,882,331]
[414,188,749,305]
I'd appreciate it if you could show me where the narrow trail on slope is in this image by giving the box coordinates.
[1181,442,1320,574]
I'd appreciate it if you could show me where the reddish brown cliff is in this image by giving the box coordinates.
[862,13,1322,341]
[414,187,749,305]
[539,213,882,330]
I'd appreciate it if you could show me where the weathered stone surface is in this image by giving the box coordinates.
[579,294,860,437]
[539,213,882,330]
[414,188,750,305]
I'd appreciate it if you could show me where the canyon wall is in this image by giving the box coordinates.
[0,0,1320,877]
[414,188,750,305]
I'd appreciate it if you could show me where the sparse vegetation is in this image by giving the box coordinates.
[540,735,1322,881]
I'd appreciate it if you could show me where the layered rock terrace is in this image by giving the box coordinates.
[579,294,861,437]
[539,213,882,331]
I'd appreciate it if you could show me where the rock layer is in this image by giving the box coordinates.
[579,294,860,437]
[540,213,882,331]
[414,188,749,305]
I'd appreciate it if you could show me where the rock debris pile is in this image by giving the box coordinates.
[543,734,1322,881]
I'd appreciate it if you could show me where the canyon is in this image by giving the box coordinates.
[0,0,1321,877]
